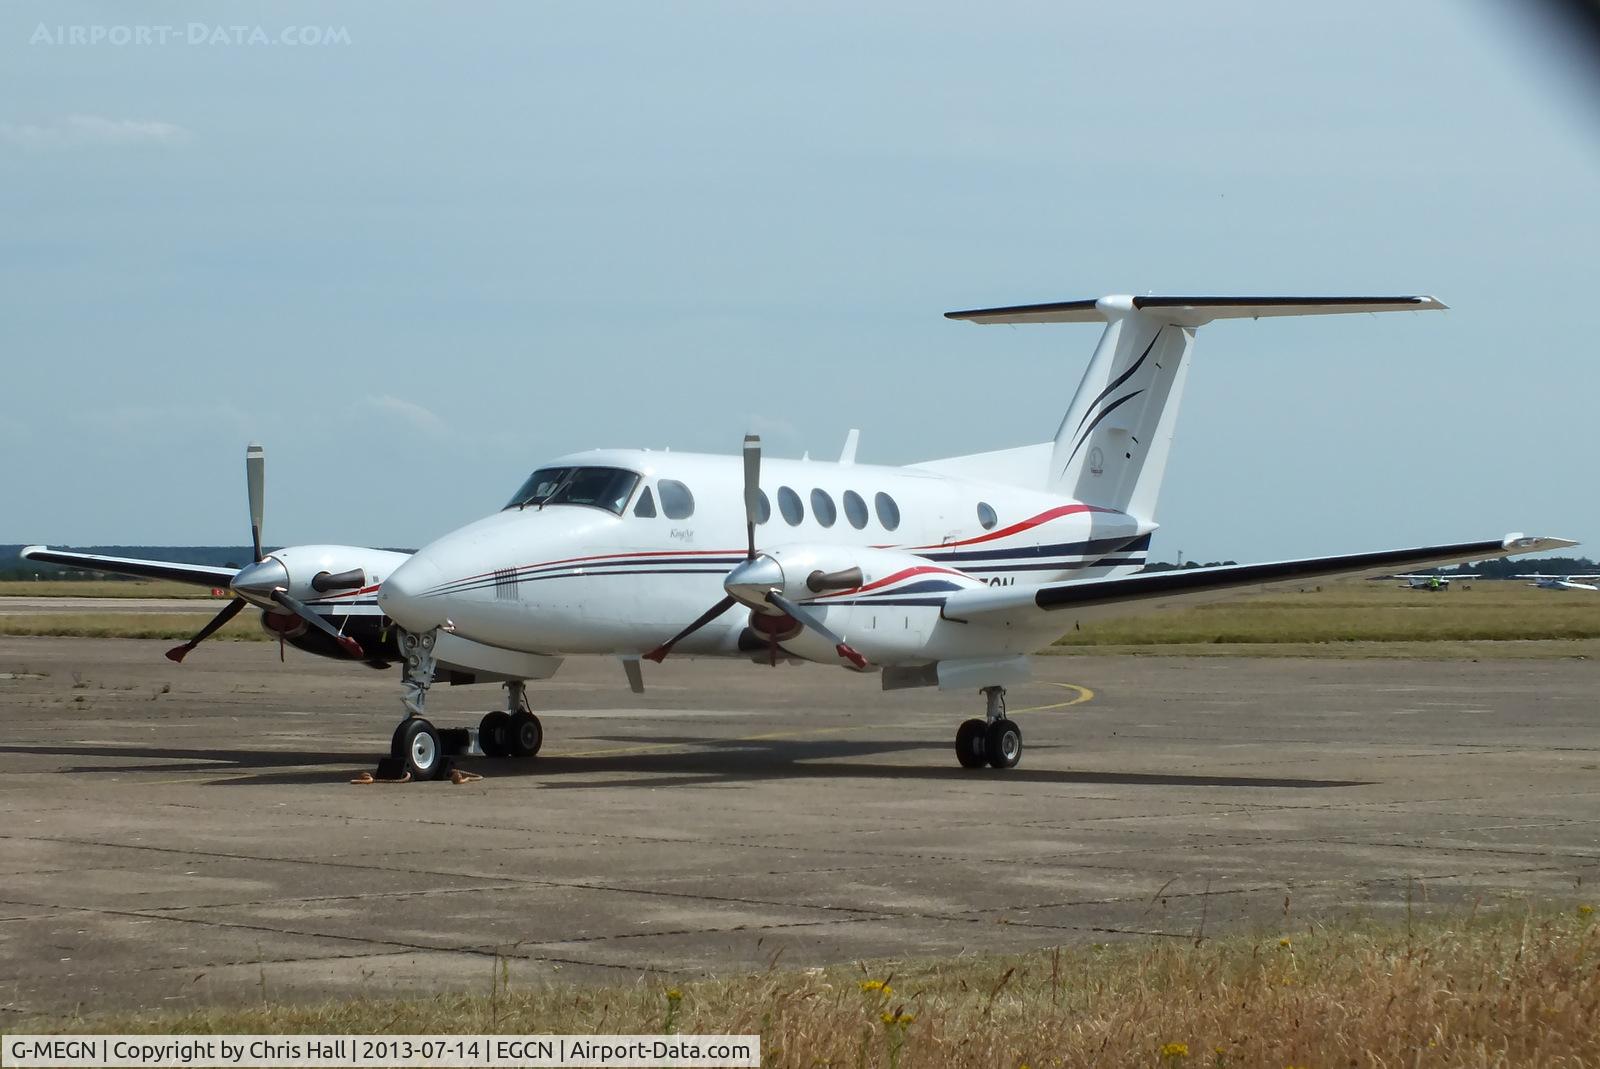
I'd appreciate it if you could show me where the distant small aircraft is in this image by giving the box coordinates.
[1391,573,1476,591]
[1515,574,1600,592]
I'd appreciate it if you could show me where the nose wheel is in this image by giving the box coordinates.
[953,686,1022,769]
[394,716,445,780]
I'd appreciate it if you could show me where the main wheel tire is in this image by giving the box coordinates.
[478,710,511,757]
[507,710,543,758]
[398,717,445,780]
[955,718,988,769]
[985,718,1022,769]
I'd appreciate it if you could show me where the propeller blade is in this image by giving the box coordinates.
[742,434,761,561]
[269,589,363,658]
[643,594,738,663]
[246,442,265,562]
[765,591,869,669]
[165,597,248,663]
[621,657,645,694]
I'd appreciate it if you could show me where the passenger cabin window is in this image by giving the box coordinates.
[810,489,837,528]
[777,486,804,526]
[874,491,900,531]
[842,490,868,530]
[634,486,657,518]
[977,502,998,529]
[755,489,772,524]
[504,466,640,516]
[659,479,695,520]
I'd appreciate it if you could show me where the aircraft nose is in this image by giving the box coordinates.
[231,557,289,604]
[378,555,447,633]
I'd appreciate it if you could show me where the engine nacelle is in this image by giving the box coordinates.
[739,543,989,668]
[254,544,411,663]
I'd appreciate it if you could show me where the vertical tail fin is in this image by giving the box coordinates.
[946,295,1444,521]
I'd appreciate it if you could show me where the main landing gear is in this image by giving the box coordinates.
[478,681,543,759]
[387,629,542,780]
[954,685,1022,770]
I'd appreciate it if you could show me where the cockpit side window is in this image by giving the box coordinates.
[658,479,695,520]
[505,466,641,516]
[634,486,657,517]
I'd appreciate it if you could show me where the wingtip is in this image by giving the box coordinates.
[1503,534,1579,553]
[19,544,46,559]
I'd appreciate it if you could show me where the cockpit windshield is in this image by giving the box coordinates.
[504,466,641,515]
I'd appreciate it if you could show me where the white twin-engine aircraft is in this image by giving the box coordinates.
[22,294,1574,782]
[356,294,1570,780]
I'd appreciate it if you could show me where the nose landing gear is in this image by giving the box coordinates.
[389,628,444,779]
[382,638,544,780]
[954,685,1022,770]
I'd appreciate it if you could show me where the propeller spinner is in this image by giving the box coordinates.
[643,435,868,669]
[165,443,363,663]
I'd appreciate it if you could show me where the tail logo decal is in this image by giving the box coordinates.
[1060,387,1146,476]
[1072,326,1163,437]
[1058,326,1164,480]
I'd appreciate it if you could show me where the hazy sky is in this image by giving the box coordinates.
[4,1,1596,561]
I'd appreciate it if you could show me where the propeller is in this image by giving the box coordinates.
[246,441,265,562]
[164,596,248,663]
[642,434,764,663]
[765,591,867,668]
[271,589,364,659]
[165,442,364,663]
[643,434,867,669]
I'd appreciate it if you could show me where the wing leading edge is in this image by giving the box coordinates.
[19,546,238,588]
[940,534,1576,627]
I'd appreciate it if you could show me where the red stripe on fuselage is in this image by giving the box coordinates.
[814,565,971,600]
[907,503,1119,551]
[432,503,1121,592]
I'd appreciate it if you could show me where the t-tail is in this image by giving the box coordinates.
[946,295,1446,524]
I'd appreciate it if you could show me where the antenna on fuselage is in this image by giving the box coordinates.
[839,429,860,465]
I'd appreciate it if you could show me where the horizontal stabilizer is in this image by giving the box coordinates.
[19,546,239,587]
[941,534,1576,627]
[946,294,1445,326]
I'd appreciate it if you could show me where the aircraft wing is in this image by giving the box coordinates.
[19,546,239,588]
[939,534,1575,628]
